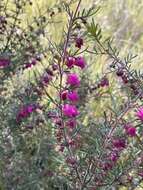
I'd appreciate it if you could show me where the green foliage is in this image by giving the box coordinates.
[86,19,102,41]
[0,0,143,190]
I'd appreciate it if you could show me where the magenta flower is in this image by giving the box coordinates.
[75,38,83,49]
[67,73,80,87]
[42,74,52,85]
[75,56,86,69]
[122,75,128,84]
[25,63,32,69]
[27,105,35,113]
[16,109,27,122]
[66,119,77,129]
[43,76,50,84]
[16,104,37,122]
[116,69,124,77]
[17,107,29,118]
[110,152,118,162]
[0,58,10,68]
[67,91,79,102]
[100,77,109,87]
[66,57,75,69]
[60,90,68,100]
[124,124,136,137]
[127,127,136,137]
[112,138,126,149]
[62,104,79,117]
[136,107,143,121]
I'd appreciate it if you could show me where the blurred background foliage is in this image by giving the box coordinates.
[0,0,143,189]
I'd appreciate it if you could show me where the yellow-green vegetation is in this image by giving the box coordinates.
[7,0,143,116]
[1,0,143,189]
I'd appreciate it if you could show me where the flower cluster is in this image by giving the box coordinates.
[100,107,143,174]
[16,104,38,122]
[62,104,79,117]
[67,73,80,86]
[101,138,126,171]
[61,39,85,122]
[124,123,136,137]
[33,67,56,97]
[75,37,83,49]
[62,61,85,119]
[51,38,86,156]
[98,77,109,88]
[66,56,86,70]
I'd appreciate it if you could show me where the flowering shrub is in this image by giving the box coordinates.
[0,0,143,190]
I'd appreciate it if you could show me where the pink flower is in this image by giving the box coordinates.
[25,63,32,69]
[110,152,118,162]
[62,104,79,117]
[60,90,68,100]
[67,91,79,102]
[42,74,52,85]
[122,75,128,84]
[136,107,143,121]
[116,69,124,77]
[99,77,109,87]
[16,104,37,122]
[66,119,77,129]
[68,139,75,146]
[0,58,10,68]
[124,124,136,137]
[75,38,83,49]
[112,138,126,149]
[27,105,36,113]
[66,57,75,69]
[67,73,80,87]
[75,56,86,69]
[17,107,29,118]
[127,127,136,137]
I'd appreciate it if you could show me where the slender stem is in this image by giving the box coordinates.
[3,2,20,53]
[58,0,83,187]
